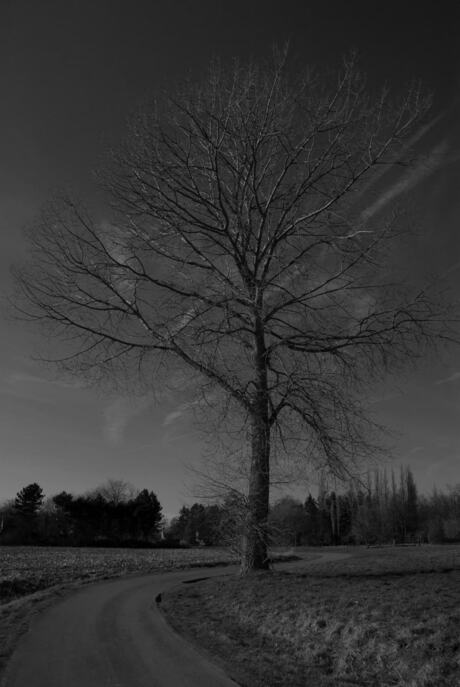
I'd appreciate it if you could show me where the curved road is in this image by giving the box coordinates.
[2,553,350,687]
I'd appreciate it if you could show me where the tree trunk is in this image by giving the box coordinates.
[241,307,271,574]
[241,409,271,573]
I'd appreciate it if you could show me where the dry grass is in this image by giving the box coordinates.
[295,544,460,577]
[161,546,460,686]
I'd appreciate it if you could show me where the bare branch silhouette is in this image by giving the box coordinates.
[12,52,456,572]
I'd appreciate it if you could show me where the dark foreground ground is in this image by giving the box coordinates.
[0,545,302,682]
[1,567,241,687]
[0,551,326,687]
[2,545,460,686]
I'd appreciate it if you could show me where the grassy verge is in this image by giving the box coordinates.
[161,547,460,686]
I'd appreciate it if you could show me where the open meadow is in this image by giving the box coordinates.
[161,545,460,687]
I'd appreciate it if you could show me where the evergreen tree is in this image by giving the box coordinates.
[13,483,45,543]
[133,489,163,540]
[14,483,44,517]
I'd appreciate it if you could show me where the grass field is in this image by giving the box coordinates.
[161,545,460,687]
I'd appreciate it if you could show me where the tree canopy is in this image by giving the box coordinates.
[14,483,44,517]
[13,51,455,571]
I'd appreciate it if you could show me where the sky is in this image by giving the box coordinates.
[1,0,460,517]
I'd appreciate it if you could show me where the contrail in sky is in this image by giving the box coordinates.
[361,139,448,221]
[356,109,446,206]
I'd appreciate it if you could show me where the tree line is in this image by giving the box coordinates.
[0,480,163,546]
[2,467,459,548]
[166,467,460,548]
[268,467,460,546]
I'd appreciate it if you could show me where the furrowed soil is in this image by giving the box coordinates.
[0,546,239,604]
[161,545,460,687]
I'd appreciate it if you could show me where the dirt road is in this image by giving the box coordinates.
[2,552,350,687]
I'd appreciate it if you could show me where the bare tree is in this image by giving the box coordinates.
[91,479,139,505]
[13,52,455,572]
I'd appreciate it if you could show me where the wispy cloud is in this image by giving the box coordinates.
[368,391,402,405]
[162,392,219,428]
[7,371,84,389]
[8,372,48,385]
[103,395,152,445]
[435,371,460,386]
[350,111,445,211]
[361,139,449,222]
[162,399,198,427]
[163,409,185,426]
[1,369,86,406]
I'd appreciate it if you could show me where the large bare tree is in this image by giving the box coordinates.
[13,53,454,572]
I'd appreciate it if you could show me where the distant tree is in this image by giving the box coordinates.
[52,492,106,544]
[317,479,335,545]
[132,489,163,540]
[0,500,16,541]
[200,504,223,545]
[14,483,44,517]
[184,504,207,545]
[12,483,44,543]
[427,517,445,544]
[329,492,340,545]
[337,493,353,543]
[403,466,419,539]
[417,484,460,544]
[92,479,138,505]
[304,494,320,545]
[167,506,192,544]
[269,496,308,546]
[218,492,247,552]
[53,491,74,511]
[167,502,223,545]
[352,490,379,545]
[52,491,75,541]
[36,498,63,543]
[387,466,420,542]
[52,483,161,544]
